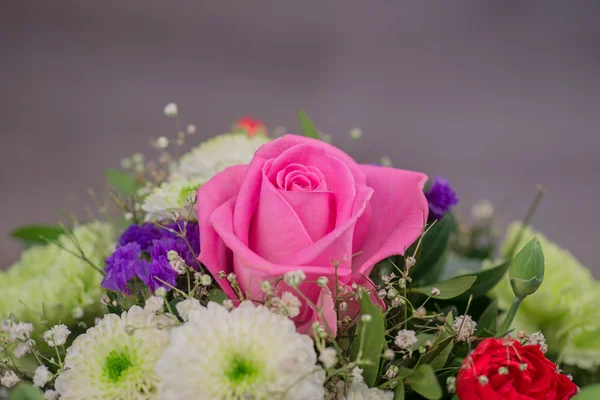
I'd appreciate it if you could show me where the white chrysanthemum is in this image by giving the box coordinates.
[55,306,172,400]
[394,329,417,349]
[327,381,393,400]
[453,315,477,342]
[156,301,325,400]
[173,133,270,181]
[141,178,204,220]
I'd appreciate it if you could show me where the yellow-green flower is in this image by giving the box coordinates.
[0,222,115,333]
[491,222,600,368]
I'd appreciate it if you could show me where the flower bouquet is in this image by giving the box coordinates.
[1,106,598,399]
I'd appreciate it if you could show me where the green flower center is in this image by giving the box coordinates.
[225,353,262,388]
[104,350,133,383]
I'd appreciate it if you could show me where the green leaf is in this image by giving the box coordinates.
[406,364,443,399]
[410,215,456,283]
[169,297,183,317]
[476,300,498,337]
[10,224,64,247]
[453,259,511,301]
[573,383,600,399]
[408,333,436,352]
[397,366,415,379]
[297,110,321,140]
[438,253,484,281]
[350,289,386,387]
[394,380,405,400]
[420,336,454,370]
[412,276,477,300]
[105,168,140,195]
[207,289,228,305]
[10,383,44,400]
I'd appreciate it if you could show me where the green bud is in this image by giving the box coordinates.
[509,237,545,299]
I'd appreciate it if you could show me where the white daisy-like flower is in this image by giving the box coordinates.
[453,315,477,342]
[394,329,417,350]
[33,365,52,388]
[141,178,204,221]
[0,370,20,388]
[173,133,270,181]
[156,301,325,400]
[54,306,172,400]
[43,324,70,347]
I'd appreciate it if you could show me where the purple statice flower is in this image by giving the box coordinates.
[102,243,142,294]
[425,175,459,220]
[103,221,201,295]
[118,223,162,252]
[163,221,201,267]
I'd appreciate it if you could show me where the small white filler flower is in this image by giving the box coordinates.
[156,301,325,400]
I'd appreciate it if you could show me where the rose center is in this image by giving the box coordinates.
[275,163,326,192]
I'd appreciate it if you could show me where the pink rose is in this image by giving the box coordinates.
[197,134,428,335]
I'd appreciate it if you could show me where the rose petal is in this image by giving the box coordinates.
[232,157,268,246]
[209,196,353,300]
[249,177,313,263]
[279,190,336,242]
[197,165,248,299]
[256,134,366,185]
[263,143,357,227]
[352,165,428,276]
[295,285,338,337]
[278,185,374,272]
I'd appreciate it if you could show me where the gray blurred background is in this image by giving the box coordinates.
[1,1,599,272]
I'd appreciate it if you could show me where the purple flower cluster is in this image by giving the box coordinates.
[102,222,200,294]
[425,175,459,220]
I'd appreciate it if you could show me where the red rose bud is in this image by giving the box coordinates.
[234,117,266,137]
[457,338,577,400]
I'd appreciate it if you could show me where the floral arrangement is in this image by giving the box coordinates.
[1,106,598,400]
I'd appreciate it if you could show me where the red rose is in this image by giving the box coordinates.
[457,338,578,400]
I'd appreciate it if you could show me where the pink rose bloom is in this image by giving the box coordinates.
[197,134,428,335]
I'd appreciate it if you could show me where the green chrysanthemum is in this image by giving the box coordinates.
[55,306,172,400]
[491,222,600,368]
[0,222,115,331]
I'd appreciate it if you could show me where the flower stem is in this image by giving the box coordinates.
[505,185,546,258]
[499,296,522,335]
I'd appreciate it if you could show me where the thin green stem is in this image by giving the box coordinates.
[506,185,546,258]
[499,296,522,334]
